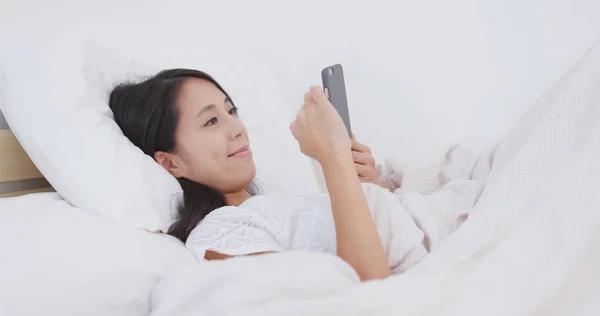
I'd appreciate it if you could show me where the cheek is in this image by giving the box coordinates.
[183,135,227,173]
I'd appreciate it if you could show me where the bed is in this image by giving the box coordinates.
[4,49,600,313]
[0,130,54,198]
[147,38,600,315]
[2,7,600,315]
[0,127,200,316]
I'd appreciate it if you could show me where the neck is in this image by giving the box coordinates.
[225,189,252,206]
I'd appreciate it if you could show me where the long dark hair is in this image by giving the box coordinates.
[109,69,259,242]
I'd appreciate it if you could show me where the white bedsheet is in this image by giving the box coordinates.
[149,38,600,316]
[0,193,197,316]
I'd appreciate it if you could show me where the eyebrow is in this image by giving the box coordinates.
[196,104,216,119]
[196,97,233,119]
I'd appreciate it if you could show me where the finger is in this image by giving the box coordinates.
[297,108,306,121]
[309,85,322,94]
[351,138,371,154]
[352,151,374,166]
[355,163,369,178]
[355,164,376,180]
[304,91,312,104]
[309,86,329,104]
[289,121,298,138]
[359,176,372,183]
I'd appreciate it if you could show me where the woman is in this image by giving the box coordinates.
[110,69,426,281]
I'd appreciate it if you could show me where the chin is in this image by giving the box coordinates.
[236,166,257,189]
[244,167,257,185]
[243,160,257,178]
[224,160,256,189]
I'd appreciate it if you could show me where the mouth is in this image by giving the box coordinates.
[228,145,251,157]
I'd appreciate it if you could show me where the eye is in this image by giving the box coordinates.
[204,117,218,127]
[229,107,238,117]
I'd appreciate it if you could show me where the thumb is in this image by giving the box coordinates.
[309,86,329,105]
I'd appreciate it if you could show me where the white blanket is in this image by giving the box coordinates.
[150,37,600,316]
[363,139,497,273]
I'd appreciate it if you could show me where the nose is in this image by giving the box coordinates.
[227,115,246,140]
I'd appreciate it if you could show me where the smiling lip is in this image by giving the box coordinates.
[228,145,251,157]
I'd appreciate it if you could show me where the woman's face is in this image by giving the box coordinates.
[158,78,256,193]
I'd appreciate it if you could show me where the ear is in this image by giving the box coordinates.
[154,151,186,178]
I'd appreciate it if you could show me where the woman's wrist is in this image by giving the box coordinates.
[318,150,354,171]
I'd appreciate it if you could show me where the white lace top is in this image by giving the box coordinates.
[186,184,430,272]
[186,192,337,257]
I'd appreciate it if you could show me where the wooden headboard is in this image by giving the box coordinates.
[0,130,55,198]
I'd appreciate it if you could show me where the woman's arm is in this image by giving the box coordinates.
[204,250,274,260]
[289,86,391,281]
[321,153,391,281]
[351,137,391,191]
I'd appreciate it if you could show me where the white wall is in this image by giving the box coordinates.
[2,0,599,162]
[231,0,600,160]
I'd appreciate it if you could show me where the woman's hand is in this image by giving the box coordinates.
[289,86,351,165]
[291,87,392,281]
[352,137,390,191]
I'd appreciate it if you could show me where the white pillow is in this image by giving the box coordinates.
[0,193,196,316]
[0,33,320,231]
[83,41,321,195]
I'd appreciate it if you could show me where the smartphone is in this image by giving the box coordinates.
[321,64,352,137]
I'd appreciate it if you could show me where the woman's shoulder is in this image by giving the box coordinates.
[188,205,272,243]
[202,204,262,221]
[198,192,331,230]
[240,192,330,210]
[186,204,285,257]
